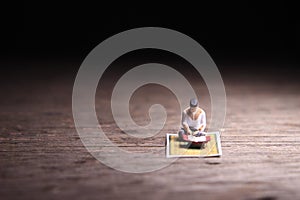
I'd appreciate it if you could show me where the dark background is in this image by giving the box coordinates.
[2,1,299,73]
[4,2,300,59]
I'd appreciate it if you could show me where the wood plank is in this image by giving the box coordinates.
[1,66,300,200]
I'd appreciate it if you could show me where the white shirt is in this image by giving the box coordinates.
[182,107,206,131]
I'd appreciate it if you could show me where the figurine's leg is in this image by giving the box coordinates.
[194,132,203,137]
[178,129,186,140]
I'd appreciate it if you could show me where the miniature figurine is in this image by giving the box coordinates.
[178,98,208,144]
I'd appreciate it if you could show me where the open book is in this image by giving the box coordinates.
[187,135,207,142]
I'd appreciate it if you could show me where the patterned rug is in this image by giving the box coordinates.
[166,132,222,158]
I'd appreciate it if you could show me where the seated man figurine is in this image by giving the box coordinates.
[178,98,206,140]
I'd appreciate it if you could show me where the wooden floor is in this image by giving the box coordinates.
[1,61,300,200]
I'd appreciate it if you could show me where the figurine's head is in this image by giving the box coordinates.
[189,98,198,112]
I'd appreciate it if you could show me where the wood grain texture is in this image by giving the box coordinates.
[1,63,300,200]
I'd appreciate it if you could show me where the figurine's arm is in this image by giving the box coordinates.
[183,123,192,135]
[182,112,192,135]
[198,112,206,132]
